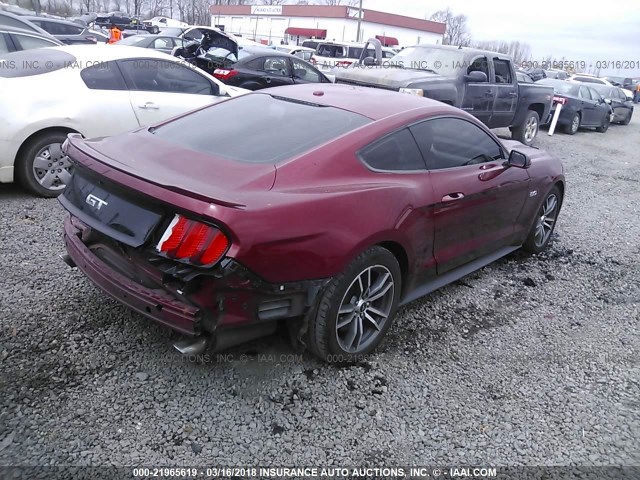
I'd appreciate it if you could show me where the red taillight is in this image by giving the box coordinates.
[553,96,567,105]
[213,68,238,81]
[156,214,229,266]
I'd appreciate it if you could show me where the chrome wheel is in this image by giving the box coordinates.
[32,142,72,191]
[524,115,538,144]
[534,194,558,248]
[570,114,580,134]
[335,265,395,353]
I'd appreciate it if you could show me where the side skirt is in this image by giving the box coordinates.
[399,246,521,307]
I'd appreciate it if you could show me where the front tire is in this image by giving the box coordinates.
[596,113,610,133]
[306,246,401,362]
[523,186,562,254]
[16,131,73,198]
[620,109,632,125]
[511,110,539,146]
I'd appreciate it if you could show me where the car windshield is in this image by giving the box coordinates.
[537,78,578,95]
[153,93,372,164]
[389,46,466,75]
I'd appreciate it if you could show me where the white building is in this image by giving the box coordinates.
[210,4,445,48]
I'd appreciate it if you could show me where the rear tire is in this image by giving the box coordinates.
[620,110,632,125]
[16,131,73,198]
[564,112,580,135]
[306,246,401,363]
[523,186,562,254]
[511,110,539,146]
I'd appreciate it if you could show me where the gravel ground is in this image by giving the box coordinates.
[0,116,638,471]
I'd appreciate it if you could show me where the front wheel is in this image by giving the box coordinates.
[511,110,539,146]
[16,131,73,197]
[523,186,562,254]
[596,113,610,133]
[620,109,632,125]
[306,246,401,362]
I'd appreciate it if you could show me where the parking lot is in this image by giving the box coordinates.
[0,117,638,467]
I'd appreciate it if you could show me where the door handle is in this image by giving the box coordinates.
[508,91,517,97]
[442,192,465,202]
[479,163,497,170]
[138,102,159,110]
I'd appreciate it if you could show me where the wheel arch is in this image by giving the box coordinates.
[376,240,409,288]
[15,126,81,167]
[528,103,545,121]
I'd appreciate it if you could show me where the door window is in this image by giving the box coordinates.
[467,56,489,77]
[588,88,602,102]
[578,86,591,99]
[260,57,291,76]
[292,59,321,82]
[153,37,173,49]
[119,59,216,95]
[410,117,503,170]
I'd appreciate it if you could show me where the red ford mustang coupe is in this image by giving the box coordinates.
[59,84,564,362]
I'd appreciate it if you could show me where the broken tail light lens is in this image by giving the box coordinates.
[213,68,238,81]
[553,96,567,105]
[156,214,229,266]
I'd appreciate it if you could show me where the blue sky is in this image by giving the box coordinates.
[363,0,640,76]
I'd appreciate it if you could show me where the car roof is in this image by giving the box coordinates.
[0,25,62,42]
[402,43,515,60]
[260,83,461,121]
[24,15,83,27]
[46,44,182,61]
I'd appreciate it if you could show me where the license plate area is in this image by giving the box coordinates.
[59,169,163,248]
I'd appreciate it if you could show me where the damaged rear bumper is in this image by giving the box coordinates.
[64,216,203,335]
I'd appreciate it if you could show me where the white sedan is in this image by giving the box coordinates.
[0,44,247,197]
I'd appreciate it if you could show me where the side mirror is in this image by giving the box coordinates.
[604,98,612,105]
[362,56,376,66]
[508,150,531,168]
[172,46,184,57]
[464,70,488,83]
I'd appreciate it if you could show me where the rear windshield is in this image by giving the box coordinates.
[537,78,578,95]
[0,49,74,77]
[154,93,371,164]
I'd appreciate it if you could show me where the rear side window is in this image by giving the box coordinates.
[81,61,127,90]
[154,93,371,164]
[359,128,426,171]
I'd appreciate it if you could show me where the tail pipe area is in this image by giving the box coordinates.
[60,253,76,268]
